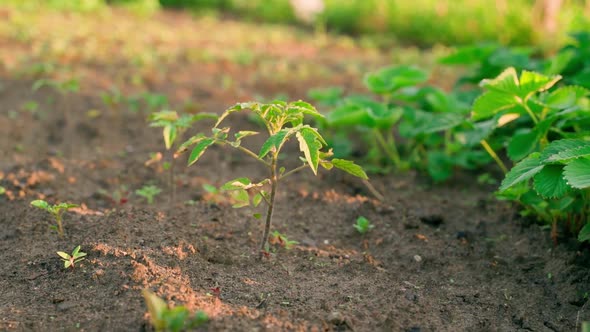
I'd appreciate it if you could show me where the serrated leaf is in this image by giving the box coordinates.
[499,153,545,192]
[507,130,539,162]
[480,67,519,93]
[187,138,215,166]
[533,165,569,198]
[332,159,368,179]
[296,128,323,175]
[540,139,589,162]
[259,129,291,158]
[563,157,590,189]
[471,91,520,120]
[578,223,590,242]
[547,144,590,163]
[518,70,561,99]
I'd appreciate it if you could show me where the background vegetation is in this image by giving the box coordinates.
[3,0,590,48]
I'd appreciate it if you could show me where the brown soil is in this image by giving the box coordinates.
[1,7,590,332]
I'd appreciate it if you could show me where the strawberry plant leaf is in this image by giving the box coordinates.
[187,138,215,166]
[540,139,589,162]
[533,165,570,198]
[507,130,539,162]
[578,223,590,242]
[543,86,590,109]
[364,65,428,94]
[518,70,561,99]
[547,144,590,163]
[471,91,521,120]
[332,159,368,179]
[480,67,519,94]
[563,157,590,189]
[499,152,545,192]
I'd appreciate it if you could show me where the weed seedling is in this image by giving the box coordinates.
[142,289,208,332]
[178,100,367,259]
[30,200,78,237]
[353,216,374,234]
[57,245,86,269]
[270,231,299,250]
[135,185,162,204]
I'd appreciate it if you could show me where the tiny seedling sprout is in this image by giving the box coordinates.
[142,289,208,332]
[30,199,78,237]
[135,185,162,204]
[57,245,86,269]
[354,216,374,234]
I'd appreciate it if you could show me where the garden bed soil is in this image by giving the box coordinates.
[1,8,590,332]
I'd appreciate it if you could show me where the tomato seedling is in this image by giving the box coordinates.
[149,110,216,201]
[135,185,162,204]
[30,199,78,237]
[142,289,208,332]
[57,245,86,269]
[177,100,368,259]
[353,216,374,234]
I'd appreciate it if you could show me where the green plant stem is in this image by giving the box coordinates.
[55,213,64,237]
[169,151,176,204]
[232,144,270,167]
[374,130,401,168]
[480,139,508,174]
[259,154,278,259]
[280,164,308,180]
[522,99,539,124]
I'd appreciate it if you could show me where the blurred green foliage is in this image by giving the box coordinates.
[2,0,589,48]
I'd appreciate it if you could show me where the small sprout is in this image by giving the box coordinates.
[30,200,78,237]
[142,289,208,332]
[353,216,374,234]
[135,185,162,204]
[57,245,86,269]
[270,231,299,250]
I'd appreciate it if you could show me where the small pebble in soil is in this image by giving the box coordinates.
[405,291,418,302]
[413,255,422,263]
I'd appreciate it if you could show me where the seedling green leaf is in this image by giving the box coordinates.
[30,199,78,237]
[332,159,368,180]
[57,245,86,269]
[188,138,215,166]
[353,216,374,234]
